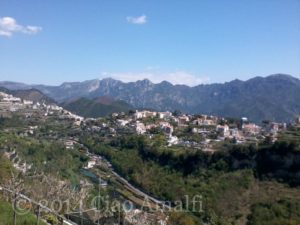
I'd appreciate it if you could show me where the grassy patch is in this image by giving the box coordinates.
[0,198,46,225]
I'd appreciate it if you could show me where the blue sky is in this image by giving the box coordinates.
[0,0,299,86]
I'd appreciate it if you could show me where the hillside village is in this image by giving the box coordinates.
[82,109,294,154]
[2,89,298,178]
[1,91,298,153]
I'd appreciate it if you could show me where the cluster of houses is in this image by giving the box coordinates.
[1,91,298,151]
[0,92,29,113]
[134,110,173,120]
[3,150,32,173]
[135,120,174,135]
[0,91,84,126]
[108,110,290,148]
[81,109,293,150]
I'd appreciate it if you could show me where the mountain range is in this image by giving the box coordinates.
[1,74,300,122]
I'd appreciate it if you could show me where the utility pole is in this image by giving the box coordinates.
[13,192,17,225]
[36,205,41,225]
[9,169,24,225]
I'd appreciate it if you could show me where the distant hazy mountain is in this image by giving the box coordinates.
[1,74,300,122]
[0,81,31,90]
[61,96,133,118]
[0,87,55,104]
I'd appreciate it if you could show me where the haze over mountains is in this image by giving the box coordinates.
[1,74,300,122]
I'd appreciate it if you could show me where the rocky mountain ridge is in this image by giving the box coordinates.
[1,74,300,122]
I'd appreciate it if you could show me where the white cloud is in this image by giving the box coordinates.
[126,15,147,25]
[0,17,42,37]
[100,70,210,86]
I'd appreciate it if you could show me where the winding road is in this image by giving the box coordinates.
[83,145,171,210]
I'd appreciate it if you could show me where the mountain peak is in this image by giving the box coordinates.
[159,80,173,86]
[101,77,116,82]
[266,73,298,81]
[100,77,122,86]
[136,78,153,85]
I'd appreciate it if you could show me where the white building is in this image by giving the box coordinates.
[65,140,75,149]
[159,122,174,135]
[23,100,33,105]
[3,96,21,103]
[117,119,130,126]
[296,117,300,125]
[86,159,97,169]
[50,105,62,111]
[158,111,172,119]
[216,125,230,137]
[136,122,146,134]
[168,136,178,146]
[134,110,157,119]
[178,115,190,125]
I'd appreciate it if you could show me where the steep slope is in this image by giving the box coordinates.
[0,88,56,104]
[11,89,56,104]
[61,96,133,118]
[34,79,100,102]
[190,74,300,122]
